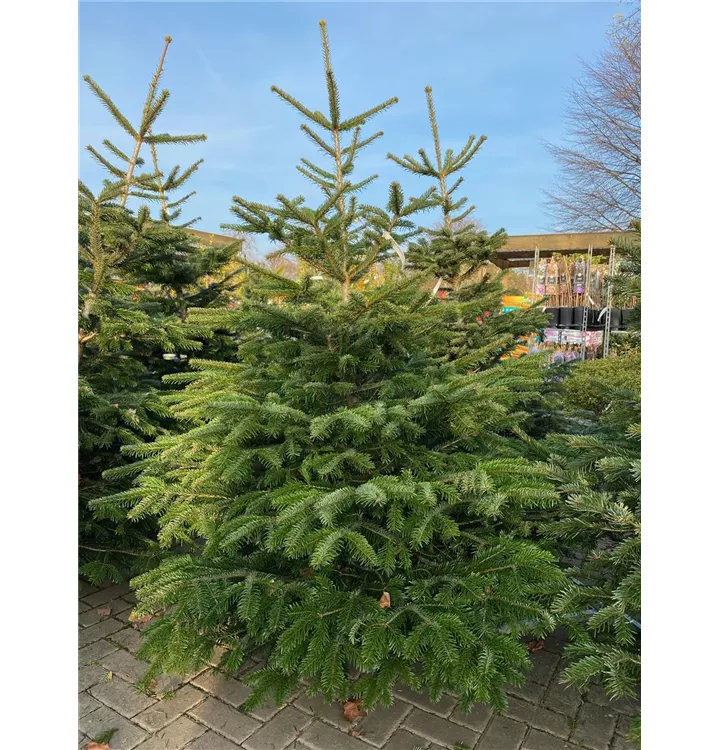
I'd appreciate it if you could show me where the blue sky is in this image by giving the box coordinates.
[79,2,623,251]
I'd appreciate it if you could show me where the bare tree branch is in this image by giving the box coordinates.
[543,5,640,231]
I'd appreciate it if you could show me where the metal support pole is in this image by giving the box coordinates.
[603,243,617,358]
[531,245,540,300]
[580,245,593,361]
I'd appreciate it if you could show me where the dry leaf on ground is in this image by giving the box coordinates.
[129,611,154,629]
[377,591,391,609]
[349,729,364,737]
[86,743,110,750]
[343,699,366,722]
[527,639,546,652]
[97,608,112,617]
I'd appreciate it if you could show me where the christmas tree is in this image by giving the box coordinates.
[98,22,565,712]
[545,387,640,730]
[79,37,242,583]
[535,301,641,739]
[387,86,550,367]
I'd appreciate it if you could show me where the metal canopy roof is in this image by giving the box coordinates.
[187,229,634,270]
[492,231,633,269]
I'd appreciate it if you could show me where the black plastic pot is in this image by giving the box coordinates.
[573,306,590,327]
[544,308,559,327]
[558,307,574,327]
[610,308,621,329]
[621,308,634,329]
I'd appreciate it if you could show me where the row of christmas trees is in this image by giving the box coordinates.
[78,26,640,740]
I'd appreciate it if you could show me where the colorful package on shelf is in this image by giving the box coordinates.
[584,330,603,347]
[562,329,583,345]
[501,295,534,314]
[536,261,547,296]
[499,333,542,360]
[543,328,561,343]
[572,259,586,295]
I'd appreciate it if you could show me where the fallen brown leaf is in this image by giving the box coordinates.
[129,611,154,629]
[349,729,364,737]
[527,639,546,652]
[86,743,110,750]
[97,608,112,617]
[343,699,366,722]
[377,591,391,609]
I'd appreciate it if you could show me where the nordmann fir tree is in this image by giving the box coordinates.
[387,87,551,368]
[79,37,241,583]
[544,423,642,699]
[96,22,565,712]
[542,382,641,741]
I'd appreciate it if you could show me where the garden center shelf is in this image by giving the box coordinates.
[495,230,638,360]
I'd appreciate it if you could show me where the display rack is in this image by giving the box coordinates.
[491,232,635,362]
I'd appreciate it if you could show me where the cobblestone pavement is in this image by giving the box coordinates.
[78,581,639,750]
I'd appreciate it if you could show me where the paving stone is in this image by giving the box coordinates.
[543,628,570,655]
[78,704,148,750]
[243,705,312,750]
[402,707,479,748]
[504,696,570,739]
[122,590,138,604]
[615,714,633,736]
[79,692,102,719]
[78,617,125,647]
[186,731,241,750]
[192,670,252,708]
[80,581,100,597]
[610,736,634,750]
[570,702,618,750]
[82,582,132,607]
[110,627,143,654]
[354,700,412,747]
[90,677,157,718]
[155,672,190,695]
[529,650,561,686]
[297,720,368,750]
[393,685,457,718]
[79,732,88,748]
[449,702,493,732]
[207,648,255,674]
[246,687,302,722]
[189,696,261,744]
[477,715,527,750]
[209,646,229,667]
[382,729,433,750]
[135,684,207,731]
[293,692,347,727]
[506,679,546,704]
[135,716,207,750]
[585,685,640,716]
[79,664,110,692]
[79,600,91,614]
[100,648,150,684]
[79,598,134,627]
[523,728,582,750]
[79,638,119,665]
[543,679,582,716]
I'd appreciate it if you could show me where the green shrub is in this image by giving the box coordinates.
[563,353,640,418]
